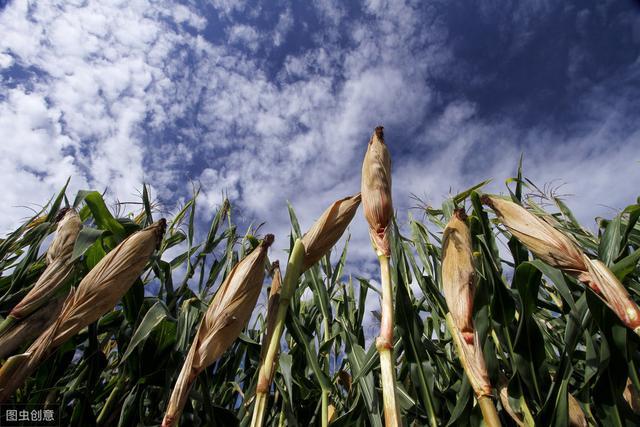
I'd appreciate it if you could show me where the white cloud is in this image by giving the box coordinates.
[170,4,207,30]
[227,24,261,52]
[272,8,293,47]
[313,0,346,27]
[0,52,13,68]
[0,0,212,228]
[0,0,637,286]
[0,88,87,231]
[208,0,251,17]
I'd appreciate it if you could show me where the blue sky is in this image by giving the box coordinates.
[1,0,639,273]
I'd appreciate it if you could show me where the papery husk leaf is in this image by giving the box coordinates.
[163,234,272,427]
[442,210,475,343]
[482,195,586,273]
[361,126,393,256]
[328,404,336,423]
[301,194,361,271]
[0,220,165,402]
[10,209,81,319]
[624,377,640,415]
[0,295,65,359]
[582,257,640,334]
[568,393,587,427]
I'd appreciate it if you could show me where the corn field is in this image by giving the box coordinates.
[1,131,640,426]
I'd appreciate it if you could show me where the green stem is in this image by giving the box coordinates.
[97,377,125,426]
[376,254,401,427]
[478,395,502,427]
[278,406,286,427]
[321,391,329,427]
[321,311,330,427]
[0,315,17,336]
[250,239,305,427]
[250,393,268,427]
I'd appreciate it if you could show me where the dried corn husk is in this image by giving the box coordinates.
[623,377,640,414]
[0,219,166,402]
[361,126,393,256]
[327,404,336,423]
[481,196,585,273]
[301,194,361,271]
[568,393,587,427]
[442,209,476,344]
[0,295,65,359]
[163,234,273,427]
[583,257,640,334]
[47,208,82,263]
[482,195,640,336]
[9,209,81,320]
[452,325,492,398]
[497,375,525,427]
[43,219,165,348]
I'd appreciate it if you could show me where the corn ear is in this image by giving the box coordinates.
[0,219,166,402]
[482,195,640,336]
[0,295,65,359]
[300,194,361,271]
[8,209,81,321]
[163,234,273,427]
[361,126,393,256]
[481,195,586,273]
[47,208,82,263]
[45,219,165,348]
[442,210,494,411]
[582,257,640,334]
[442,209,476,344]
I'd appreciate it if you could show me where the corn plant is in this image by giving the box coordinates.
[0,154,639,427]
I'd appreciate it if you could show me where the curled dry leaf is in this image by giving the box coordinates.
[497,375,525,427]
[624,378,640,415]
